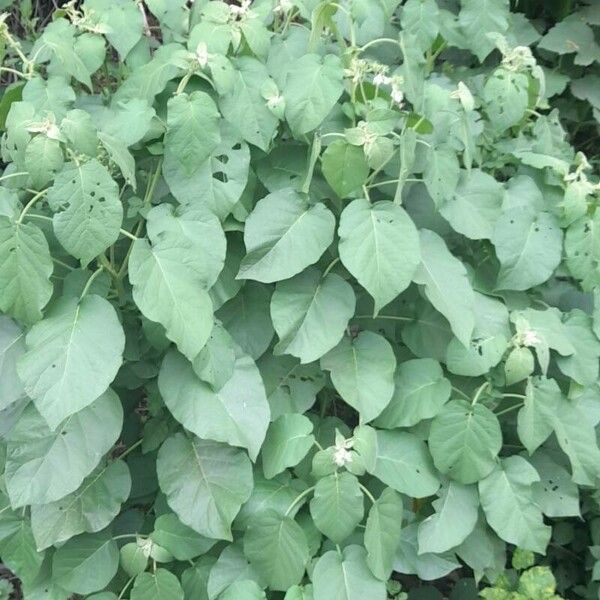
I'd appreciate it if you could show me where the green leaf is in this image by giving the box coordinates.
[364,488,403,580]
[0,218,53,326]
[181,557,215,600]
[4,390,122,507]
[483,69,529,133]
[412,229,475,346]
[129,237,214,361]
[52,532,119,595]
[17,294,125,428]
[374,358,451,428]
[164,92,221,175]
[417,481,479,554]
[163,123,250,221]
[85,0,144,59]
[237,189,335,283]
[354,425,440,498]
[218,580,266,600]
[312,545,386,600]
[219,57,279,151]
[120,542,148,577]
[0,316,26,410]
[517,377,561,455]
[478,456,551,554]
[458,0,510,62]
[338,199,420,314]
[538,18,600,66]
[151,513,216,561]
[158,347,270,461]
[145,203,226,289]
[429,400,502,485]
[130,569,184,600]
[439,170,503,240]
[565,212,600,291]
[156,433,253,540]
[283,54,344,135]
[192,322,236,390]
[25,136,64,189]
[321,141,369,197]
[401,0,440,52]
[270,267,356,363]
[31,460,131,550]
[423,147,460,206]
[217,282,274,360]
[244,510,309,591]
[320,331,396,422]
[261,414,315,479]
[492,209,563,291]
[207,544,264,599]
[309,472,364,543]
[47,160,122,267]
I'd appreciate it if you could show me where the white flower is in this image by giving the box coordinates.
[521,329,541,347]
[195,42,209,68]
[391,87,404,105]
[267,94,284,109]
[373,73,391,87]
[333,445,353,467]
[274,0,293,13]
[230,0,251,18]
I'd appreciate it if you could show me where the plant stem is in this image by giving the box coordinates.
[358,483,376,505]
[284,486,316,516]
[353,314,413,322]
[451,386,470,401]
[16,189,48,224]
[323,257,340,278]
[495,403,524,417]
[116,438,144,461]
[471,381,489,406]
[117,576,135,600]
[0,171,28,183]
[502,393,526,400]
[120,228,139,241]
[80,267,105,299]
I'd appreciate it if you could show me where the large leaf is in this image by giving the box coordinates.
[0,316,26,410]
[320,331,396,422]
[163,91,220,175]
[364,488,403,580]
[428,400,502,485]
[309,472,364,543]
[417,481,479,554]
[479,456,551,554]
[238,189,335,283]
[129,237,214,360]
[338,199,420,314]
[244,510,309,591]
[458,0,510,61]
[158,347,270,461]
[492,208,563,291]
[47,160,122,266]
[156,433,253,540]
[31,460,131,550]
[321,140,369,197]
[130,569,184,600]
[312,545,386,600]
[0,218,53,326]
[270,267,355,363]
[4,390,123,507]
[412,229,475,346]
[17,294,125,428]
[375,358,451,428]
[151,513,216,561]
[283,54,344,135]
[354,426,440,498]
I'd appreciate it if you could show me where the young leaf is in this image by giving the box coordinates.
[320,331,396,422]
[238,189,335,283]
[156,433,253,540]
[338,199,420,314]
[321,140,369,197]
[244,510,309,591]
[17,294,125,428]
[151,514,216,561]
[429,400,502,485]
[270,267,356,363]
[0,316,26,410]
[130,569,184,600]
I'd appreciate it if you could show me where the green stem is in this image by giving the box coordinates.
[0,66,26,79]
[112,533,146,541]
[16,189,48,224]
[120,228,139,241]
[451,386,470,401]
[284,486,316,517]
[323,257,340,278]
[502,393,526,400]
[359,37,401,53]
[117,438,144,461]
[52,257,75,271]
[0,171,28,183]
[176,71,194,95]
[353,314,413,322]
[80,267,105,299]
[118,576,135,600]
[495,403,524,417]
[358,483,376,505]
[471,382,489,406]
[25,213,52,223]
[302,133,322,194]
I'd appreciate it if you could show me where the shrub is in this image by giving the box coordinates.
[0,0,599,598]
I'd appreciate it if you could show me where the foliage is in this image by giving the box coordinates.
[0,0,600,598]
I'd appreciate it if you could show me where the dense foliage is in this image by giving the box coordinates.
[1,0,600,598]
